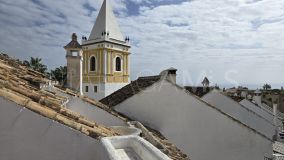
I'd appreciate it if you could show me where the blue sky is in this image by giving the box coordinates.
[0,0,284,88]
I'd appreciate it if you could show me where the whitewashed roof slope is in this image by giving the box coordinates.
[202,90,275,140]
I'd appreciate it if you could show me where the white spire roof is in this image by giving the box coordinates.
[89,0,124,41]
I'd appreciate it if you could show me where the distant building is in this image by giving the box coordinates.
[225,86,249,99]
[184,77,214,97]
[262,90,284,114]
[184,86,213,97]
[184,77,217,97]
[201,77,210,87]
[225,87,284,114]
[64,0,130,100]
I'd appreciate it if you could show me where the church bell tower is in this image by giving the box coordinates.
[81,0,131,100]
[64,33,83,95]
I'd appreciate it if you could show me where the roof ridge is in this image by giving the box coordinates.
[138,75,161,79]
[100,75,162,107]
[216,91,275,126]
[163,79,274,141]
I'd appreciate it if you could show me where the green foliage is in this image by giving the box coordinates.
[263,83,271,90]
[23,57,67,85]
[50,66,67,85]
[23,57,47,74]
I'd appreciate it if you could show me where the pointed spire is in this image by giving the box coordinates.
[202,77,210,87]
[88,0,124,41]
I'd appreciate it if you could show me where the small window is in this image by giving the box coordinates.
[94,86,98,93]
[71,51,78,56]
[115,57,122,71]
[90,57,96,71]
[85,86,89,92]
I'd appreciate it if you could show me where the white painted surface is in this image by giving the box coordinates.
[88,0,124,41]
[66,96,127,127]
[109,126,142,136]
[202,90,275,139]
[46,87,126,127]
[240,99,283,128]
[113,80,273,160]
[104,83,129,99]
[83,83,105,100]
[0,97,110,160]
[79,50,83,95]
[83,82,129,100]
[101,136,171,160]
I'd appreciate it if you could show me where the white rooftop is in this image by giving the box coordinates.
[101,136,171,160]
[88,0,124,42]
[255,89,262,94]
[202,90,275,139]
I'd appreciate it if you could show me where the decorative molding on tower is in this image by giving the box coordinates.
[80,0,130,100]
[64,33,82,50]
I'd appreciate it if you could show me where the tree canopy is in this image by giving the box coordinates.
[50,66,67,85]
[263,83,272,90]
[23,57,47,74]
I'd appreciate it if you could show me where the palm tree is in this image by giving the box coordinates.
[24,57,47,74]
[263,83,271,90]
[50,66,67,85]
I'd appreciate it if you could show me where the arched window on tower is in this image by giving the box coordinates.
[115,57,122,71]
[90,56,96,72]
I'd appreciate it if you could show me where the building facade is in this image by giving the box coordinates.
[65,0,130,100]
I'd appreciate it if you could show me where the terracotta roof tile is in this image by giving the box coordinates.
[64,33,82,49]
[184,86,212,97]
[64,40,82,49]
[0,53,119,138]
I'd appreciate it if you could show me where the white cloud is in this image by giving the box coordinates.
[118,0,284,87]
[0,0,283,88]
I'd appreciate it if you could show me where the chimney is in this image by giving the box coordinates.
[81,36,87,44]
[273,103,278,123]
[72,33,77,41]
[253,89,262,106]
[273,103,279,141]
[160,67,177,84]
